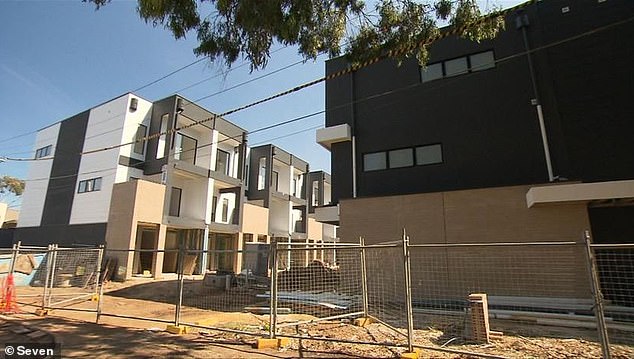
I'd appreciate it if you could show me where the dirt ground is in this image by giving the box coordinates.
[6,279,634,358]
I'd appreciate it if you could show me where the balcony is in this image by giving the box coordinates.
[316,124,351,150]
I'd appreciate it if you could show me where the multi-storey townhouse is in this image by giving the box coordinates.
[15,93,337,279]
[318,0,634,299]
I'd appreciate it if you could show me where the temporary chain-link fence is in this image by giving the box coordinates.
[1,243,102,315]
[271,241,364,334]
[1,230,632,358]
[591,242,634,353]
[97,248,179,326]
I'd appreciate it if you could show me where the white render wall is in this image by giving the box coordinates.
[70,94,152,225]
[18,123,60,227]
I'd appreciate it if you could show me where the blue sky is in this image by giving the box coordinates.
[0,0,522,208]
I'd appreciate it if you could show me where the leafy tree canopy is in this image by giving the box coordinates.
[0,176,25,197]
[86,0,505,70]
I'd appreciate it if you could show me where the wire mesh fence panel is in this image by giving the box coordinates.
[98,249,178,326]
[593,245,634,348]
[273,243,365,334]
[46,247,101,312]
[406,242,623,356]
[178,247,271,335]
[364,243,409,339]
[10,247,50,312]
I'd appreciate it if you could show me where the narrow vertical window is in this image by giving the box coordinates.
[169,187,182,216]
[257,157,266,190]
[133,124,147,155]
[157,114,169,159]
[216,149,230,175]
[221,198,229,222]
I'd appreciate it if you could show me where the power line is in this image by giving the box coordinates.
[133,58,207,93]
[4,8,632,163]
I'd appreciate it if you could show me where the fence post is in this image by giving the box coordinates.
[95,245,105,323]
[583,230,611,359]
[47,244,59,308]
[8,241,21,275]
[175,245,185,327]
[359,236,369,318]
[269,239,278,339]
[41,245,53,311]
[401,228,415,353]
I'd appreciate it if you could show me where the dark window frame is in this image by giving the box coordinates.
[363,143,443,172]
[362,151,387,172]
[174,132,198,165]
[77,177,103,194]
[388,147,415,169]
[415,143,444,166]
[133,124,147,155]
[216,148,231,175]
[420,49,496,83]
[35,145,52,159]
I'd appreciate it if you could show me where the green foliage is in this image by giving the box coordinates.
[0,176,25,197]
[85,0,506,70]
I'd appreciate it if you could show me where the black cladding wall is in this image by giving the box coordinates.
[325,0,634,202]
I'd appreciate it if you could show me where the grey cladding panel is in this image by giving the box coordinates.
[41,111,90,226]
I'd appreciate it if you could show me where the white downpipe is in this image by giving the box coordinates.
[536,104,554,182]
[352,135,357,198]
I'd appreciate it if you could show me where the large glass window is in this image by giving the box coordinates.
[363,152,387,172]
[388,148,414,168]
[416,144,443,165]
[133,124,147,155]
[216,149,230,175]
[156,114,169,159]
[169,187,182,217]
[444,57,468,77]
[421,62,443,82]
[174,133,197,165]
[469,51,495,72]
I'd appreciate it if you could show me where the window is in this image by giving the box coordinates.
[257,157,266,190]
[470,51,495,72]
[388,148,414,168]
[416,144,443,165]
[133,124,147,155]
[157,114,169,159]
[77,177,102,194]
[174,133,197,165]
[444,57,468,77]
[35,145,52,159]
[169,187,182,217]
[221,198,230,222]
[421,63,443,82]
[363,152,387,171]
[216,149,230,175]
[271,171,279,192]
[211,196,218,221]
[420,50,495,82]
[312,180,320,207]
[243,233,254,244]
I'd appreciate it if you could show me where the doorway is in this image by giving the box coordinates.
[133,225,158,276]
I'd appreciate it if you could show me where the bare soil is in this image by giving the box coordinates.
[7,279,634,358]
